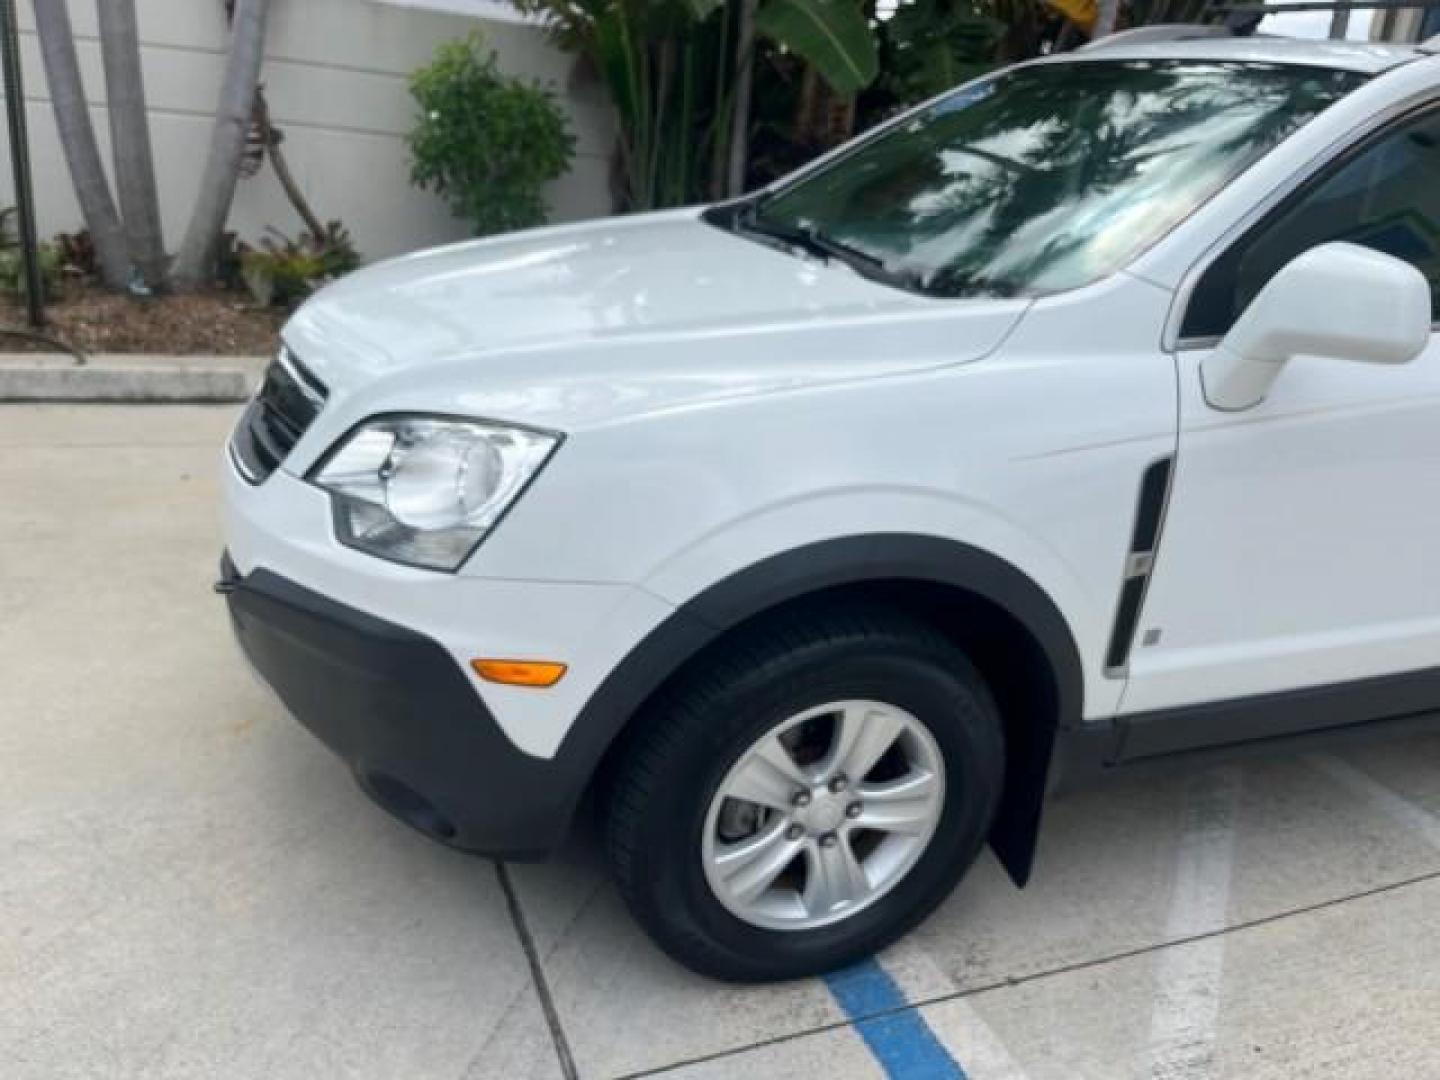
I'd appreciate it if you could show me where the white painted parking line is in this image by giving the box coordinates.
[1306,753,1440,849]
[1142,766,1242,1079]
[927,998,1034,1080]
[881,940,1033,1080]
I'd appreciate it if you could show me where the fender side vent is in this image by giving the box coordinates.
[1105,457,1173,676]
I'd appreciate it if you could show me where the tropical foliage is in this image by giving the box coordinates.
[877,0,1004,104]
[512,0,883,209]
[512,0,1093,211]
[237,222,362,309]
[755,0,880,95]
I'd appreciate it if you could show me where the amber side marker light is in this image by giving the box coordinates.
[471,659,568,688]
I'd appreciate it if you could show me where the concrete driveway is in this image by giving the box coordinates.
[4,403,1440,1080]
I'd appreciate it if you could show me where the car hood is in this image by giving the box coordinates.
[282,210,1029,429]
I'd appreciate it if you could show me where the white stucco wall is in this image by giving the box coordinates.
[0,0,617,263]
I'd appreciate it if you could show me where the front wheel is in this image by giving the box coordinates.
[604,611,1005,982]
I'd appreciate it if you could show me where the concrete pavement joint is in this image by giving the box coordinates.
[880,939,1032,1078]
[495,861,580,1080]
[615,865,1440,1080]
[824,959,966,1078]
[928,1000,1034,1080]
[540,878,610,968]
[454,874,603,1077]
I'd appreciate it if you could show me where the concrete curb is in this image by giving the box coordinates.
[0,355,263,404]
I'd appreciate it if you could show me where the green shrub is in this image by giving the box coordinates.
[407,34,575,237]
[308,220,362,280]
[0,213,87,300]
[0,242,62,302]
[241,249,324,309]
[238,221,362,309]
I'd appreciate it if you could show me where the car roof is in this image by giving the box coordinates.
[1042,35,1424,75]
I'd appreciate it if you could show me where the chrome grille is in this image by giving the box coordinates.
[230,348,327,484]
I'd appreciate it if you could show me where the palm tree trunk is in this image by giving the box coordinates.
[1092,0,1122,38]
[96,0,167,289]
[706,2,733,201]
[172,0,270,289]
[724,0,759,198]
[794,63,820,145]
[30,0,130,289]
[649,37,675,206]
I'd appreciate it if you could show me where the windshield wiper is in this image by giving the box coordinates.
[733,204,925,294]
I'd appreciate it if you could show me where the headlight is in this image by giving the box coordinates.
[310,416,560,571]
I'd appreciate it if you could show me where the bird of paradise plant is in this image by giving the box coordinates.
[513,0,881,209]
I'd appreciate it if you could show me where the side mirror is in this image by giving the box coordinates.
[1201,242,1432,411]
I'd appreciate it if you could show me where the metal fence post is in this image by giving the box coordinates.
[1,0,46,327]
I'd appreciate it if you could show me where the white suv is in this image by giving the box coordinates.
[221,32,1440,981]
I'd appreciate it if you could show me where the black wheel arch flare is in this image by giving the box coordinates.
[555,533,1086,885]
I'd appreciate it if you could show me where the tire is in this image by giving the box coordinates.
[604,608,1005,982]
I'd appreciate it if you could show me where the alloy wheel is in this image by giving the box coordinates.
[700,700,946,931]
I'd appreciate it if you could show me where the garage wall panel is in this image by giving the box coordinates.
[1,0,616,262]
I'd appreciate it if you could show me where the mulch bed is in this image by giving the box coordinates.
[0,285,285,356]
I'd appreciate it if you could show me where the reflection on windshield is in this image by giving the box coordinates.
[745,61,1366,299]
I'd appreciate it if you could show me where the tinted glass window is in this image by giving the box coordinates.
[751,61,1365,299]
[1184,108,1440,338]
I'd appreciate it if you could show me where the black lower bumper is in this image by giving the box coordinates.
[221,554,580,858]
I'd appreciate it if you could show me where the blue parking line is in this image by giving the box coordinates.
[824,960,967,1079]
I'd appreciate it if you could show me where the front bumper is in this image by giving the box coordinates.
[222,457,675,760]
[220,433,678,857]
[223,554,581,857]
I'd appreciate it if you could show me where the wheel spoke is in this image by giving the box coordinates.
[724,735,807,810]
[854,770,941,835]
[826,704,905,783]
[712,819,804,905]
[803,836,870,918]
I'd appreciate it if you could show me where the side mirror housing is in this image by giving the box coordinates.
[1202,242,1432,411]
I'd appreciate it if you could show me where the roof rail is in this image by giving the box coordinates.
[1079,24,1241,50]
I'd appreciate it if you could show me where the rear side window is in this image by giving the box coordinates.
[1184,107,1440,338]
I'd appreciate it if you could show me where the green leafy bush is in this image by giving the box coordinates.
[0,209,62,299]
[408,34,574,236]
[241,248,324,309]
[238,221,362,309]
[307,221,362,280]
[0,244,62,301]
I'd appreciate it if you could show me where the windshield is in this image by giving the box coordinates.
[737,60,1367,299]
